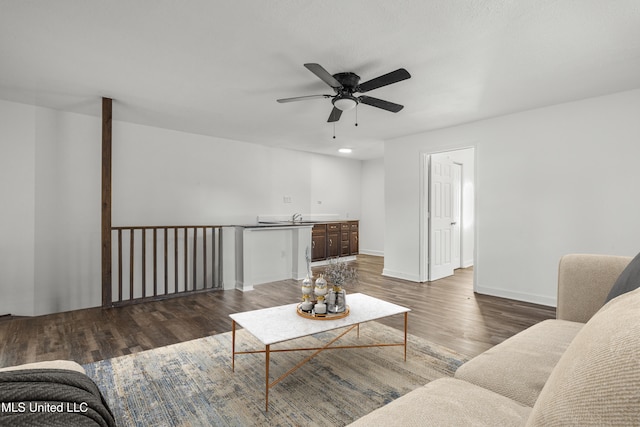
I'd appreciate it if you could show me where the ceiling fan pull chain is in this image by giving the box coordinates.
[355,104,358,127]
[333,122,336,139]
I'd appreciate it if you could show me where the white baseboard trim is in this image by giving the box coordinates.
[235,281,254,292]
[359,249,384,257]
[382,268,421,282]
[475,285,556,307]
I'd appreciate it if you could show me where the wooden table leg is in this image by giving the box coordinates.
[232,320,236,372]
[404,312,408,362]
[265,344,270,412]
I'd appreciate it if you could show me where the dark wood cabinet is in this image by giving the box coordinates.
[340,223,350,256]
[349,221,359,255]
[311,224,327,261]
[310,221,359,262]
[327,223,340,258]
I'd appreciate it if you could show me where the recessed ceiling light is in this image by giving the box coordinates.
[338,148,352,154]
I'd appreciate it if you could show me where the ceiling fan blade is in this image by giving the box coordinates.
[304,63,342,88]
[327,107,343,122]
[358,96,404,113]
[277,94,332,103]
[357,68,411,93]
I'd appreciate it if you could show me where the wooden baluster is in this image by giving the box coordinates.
[118,229,123,302]
[193,227,198,291]
[164,227,168,295]
[184,227,188,292]
[174,228,179,293]
[203,227,207,289]
[142,228,146,299]
[211,227,218,288]
[218,227,223,288]
[153,228,158,297]
[130,229,134,300]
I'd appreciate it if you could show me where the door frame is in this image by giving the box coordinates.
[419,147,476,283]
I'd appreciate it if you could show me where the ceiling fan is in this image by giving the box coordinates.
[277,63,411,122]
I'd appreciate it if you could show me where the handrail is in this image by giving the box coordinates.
[108,225,223,307]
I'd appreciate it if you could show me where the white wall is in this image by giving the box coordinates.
[309,154,362,220]
[33,108,102,315]
[0,99,363,316]
[113,121,362,226]
[360,158,385,255]
[385,89,640,306]
[0,101,36,316]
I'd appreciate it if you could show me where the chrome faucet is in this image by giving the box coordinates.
[292,213,302,223]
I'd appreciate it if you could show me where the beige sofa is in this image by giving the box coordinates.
[349,254,640,426]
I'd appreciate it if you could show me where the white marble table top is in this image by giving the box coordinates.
[229,293,410,345]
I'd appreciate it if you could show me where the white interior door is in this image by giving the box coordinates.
[452,163,462,269]
[429,154,455,281]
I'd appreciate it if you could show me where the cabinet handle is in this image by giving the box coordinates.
[329,239,333,246]
[312,241,315,249]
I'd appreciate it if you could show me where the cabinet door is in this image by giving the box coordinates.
[312,224,327,261]
[312,234,326,261]
[327,231,340,258]
[340,223,350,256]
[327,223,340,258]
[350,231,359,254]
[349,221,359,255]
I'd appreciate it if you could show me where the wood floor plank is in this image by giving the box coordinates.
[0,255,555,367]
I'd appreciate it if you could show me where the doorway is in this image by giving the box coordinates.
[419,148,475,282]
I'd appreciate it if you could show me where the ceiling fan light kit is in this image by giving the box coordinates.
[333,95,358,111]
[277,63,411,124]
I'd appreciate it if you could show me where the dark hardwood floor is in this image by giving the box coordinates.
[0,255,555,367]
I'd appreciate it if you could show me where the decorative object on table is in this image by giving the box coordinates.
[327,287,346,314]
[324,258,359,313]
[300,274,314,312]
[314,274,328,314]
[296,304,350,320]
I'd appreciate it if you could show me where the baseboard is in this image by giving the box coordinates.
[462,259,474,268]
[475,285,556,307]
[235,281,254,292]
[382,268,421,282]
[359,249,384,257]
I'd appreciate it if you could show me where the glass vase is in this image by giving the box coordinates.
[327,286,346,313]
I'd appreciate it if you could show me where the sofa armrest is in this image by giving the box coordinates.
[557,254,631,323]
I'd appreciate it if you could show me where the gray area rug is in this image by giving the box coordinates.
[84,322,468,426]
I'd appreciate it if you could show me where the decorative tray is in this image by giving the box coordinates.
[296,304,350,320]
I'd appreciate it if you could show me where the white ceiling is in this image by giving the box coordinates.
[2,1,640,160]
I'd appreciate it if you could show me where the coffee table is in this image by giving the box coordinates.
[230,292,410,411]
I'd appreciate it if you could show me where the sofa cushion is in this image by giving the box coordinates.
[454,319,583,407]
[605,251,640,303]
[347,377,531,427]
[526,287,640,426]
